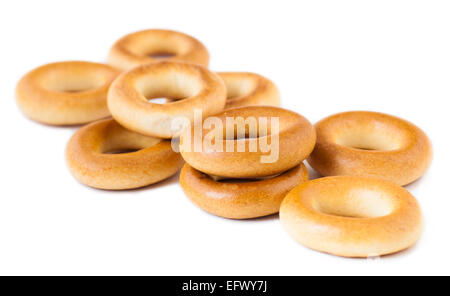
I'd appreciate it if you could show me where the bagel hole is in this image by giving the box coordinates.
[230,130,263,140]
[208,172,281,183]
[223,76,257,101]
[215,177,260,184]
[351,147,377,151]
[63,89,87,93]
[101,128,162,155]
[335,126,405,151]
[313,188,394,218]
[146,97,175,104]
[147,52,176,59]
[126,33,188,58]
[41,70,107,93]
[136,71,203,103]
[50,82,102,93]
[55,81,102,92]
[222,118,272,140]
[104,149,140,154]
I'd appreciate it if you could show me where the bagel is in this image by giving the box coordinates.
[107,61,227,139]
[307,111,432,186]
[180,163,309,219]
[218,72,280,109]
[180,106,316,178]
[16,61,120,125]
[280,176,423,258]
[108,29,209,70]
[66,119,184,190]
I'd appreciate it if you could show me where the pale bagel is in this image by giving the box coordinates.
[280,176,423,258]
[16,61,120,125]
[307,111,432,185]
[108,29,209,70]
[218,72,280,109]
[66,119,184,190]
[107,61,227,138]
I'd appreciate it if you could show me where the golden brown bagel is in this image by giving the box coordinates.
[280,176,423,258]
[108,29,209,70]
[180,106,316,178]
[218,72,280,109]
[180,163,309,219]
[108,61,226,139]
[307,111,432,186]
[66,119,184,190]
[16,61,120,125]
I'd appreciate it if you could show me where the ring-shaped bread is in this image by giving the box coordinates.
[218,72,280,109]
[180,163,309,219]
[307,111,432,186]
[280,176,423,258]
[16,61,120,125]
[107,61,226,138]
[180,106,316,178]
[108,29,209,70]
[66,119,184,190]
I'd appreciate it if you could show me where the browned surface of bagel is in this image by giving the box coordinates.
[218,72,280,109]
[16,61,120,125]
[280,176,423,258]
[66,119,184,190]
[307,111,432,185]
[180,163,309,219]
[108,29,209,70]
[180,106,316,178]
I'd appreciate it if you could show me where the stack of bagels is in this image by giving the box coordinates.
[16,29,432,258]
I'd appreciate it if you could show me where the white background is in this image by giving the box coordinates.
[0,0,449,276]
